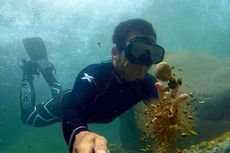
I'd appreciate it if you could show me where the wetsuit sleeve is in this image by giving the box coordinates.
[62,70,98,152]
[143,74,159,105]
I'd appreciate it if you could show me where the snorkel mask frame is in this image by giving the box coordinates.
[116,36,165,67]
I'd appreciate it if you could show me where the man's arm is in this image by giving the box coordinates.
[62,122,109,153]
[62,74,95,151]
[62,70,109,153]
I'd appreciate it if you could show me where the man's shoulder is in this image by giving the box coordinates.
[78,60,113,80]
[83,60,113,74]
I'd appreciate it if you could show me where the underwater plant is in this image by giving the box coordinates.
[140,62,197,153]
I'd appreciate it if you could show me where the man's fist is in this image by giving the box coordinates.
[72,131,109,153]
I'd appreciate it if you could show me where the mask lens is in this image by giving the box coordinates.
[131,42,153,58]
[150,45,165,64]
[130,41,165,64]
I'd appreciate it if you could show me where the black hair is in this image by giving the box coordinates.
[112,18,157,50]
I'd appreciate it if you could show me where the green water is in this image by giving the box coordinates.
[0,0,230,152]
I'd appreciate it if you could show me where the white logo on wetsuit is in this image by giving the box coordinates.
[81,73,95,83]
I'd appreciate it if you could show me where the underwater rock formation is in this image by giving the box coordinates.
[181,130,230,153]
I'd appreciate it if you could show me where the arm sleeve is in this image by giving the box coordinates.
[143,74,159,105]
[62,70,98,152]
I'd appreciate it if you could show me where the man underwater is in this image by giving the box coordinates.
[20,18,188,153]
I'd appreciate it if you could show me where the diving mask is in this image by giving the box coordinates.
[117,37,165,66]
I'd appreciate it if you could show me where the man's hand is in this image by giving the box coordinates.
[72,131,109,153]
[155,82,188,115]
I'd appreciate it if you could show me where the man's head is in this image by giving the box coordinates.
[111,18,164,81]
[112,18,157,47]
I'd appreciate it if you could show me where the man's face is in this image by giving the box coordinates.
[113,32,155,81]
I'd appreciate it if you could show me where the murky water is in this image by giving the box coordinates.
[0,0,230,152]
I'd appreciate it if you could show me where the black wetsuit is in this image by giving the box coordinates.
[20,60,158,152]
